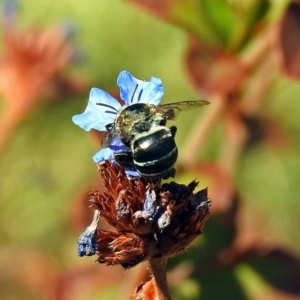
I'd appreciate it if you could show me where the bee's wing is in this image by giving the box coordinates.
[156,100,209,120]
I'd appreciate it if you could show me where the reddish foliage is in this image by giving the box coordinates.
[278,0,300,79]
[192,162,235,215]
[126,0,178,23]
[185,37,248,97]
[0,20,86,153]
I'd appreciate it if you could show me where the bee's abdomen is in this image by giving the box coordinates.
[132,128,178,177]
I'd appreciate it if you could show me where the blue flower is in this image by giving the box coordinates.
[72,70,164,177]
[117,70,164,106]
[77,210,100,257]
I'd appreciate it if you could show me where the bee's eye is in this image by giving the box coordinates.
[105,123,114,131]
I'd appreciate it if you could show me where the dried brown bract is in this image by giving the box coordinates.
[89,161,211,270]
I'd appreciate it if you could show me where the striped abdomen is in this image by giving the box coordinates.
[132,128,178,178]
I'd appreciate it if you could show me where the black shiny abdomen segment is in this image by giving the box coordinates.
[113,151,135,168]
[133,128,178,176]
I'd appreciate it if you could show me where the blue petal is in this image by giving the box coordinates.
[93,147,140,177]
[106,137,132,153]
[77,210,100,257]
[143,190,157,216]
[139,76,164,105]
[93,148,114,163]
[77,230,98,257]
[93,135,141,177]
[125,168,141,177]
[110,136,128,149]
[93,137,130,163]
[117,70,164,105]
[72,88,121,131]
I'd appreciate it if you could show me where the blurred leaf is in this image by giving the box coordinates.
[228,0,270,50]
[126,0,222,46]
[127,0,270,51]
[200,0,234,47]
[277,0,300,79]
[185,36,247,96]
[46,265,122,300]
[0,248,56,300]
[247,248,300,295]
[172,279,200,299]
[176,161,235,215]
[171,0,221,45]
[235,264,272,299]
[194,267,247,300]
[242,0,270,42]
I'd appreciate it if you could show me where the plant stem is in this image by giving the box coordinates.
[148,257,172,300]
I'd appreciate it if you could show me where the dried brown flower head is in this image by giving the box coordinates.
[0,8,85,153]
[0,24,77,104]
[88,161,211,270]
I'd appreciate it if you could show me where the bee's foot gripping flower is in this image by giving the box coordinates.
[79,160,211,270]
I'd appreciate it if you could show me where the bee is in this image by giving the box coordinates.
[99,100,209,178]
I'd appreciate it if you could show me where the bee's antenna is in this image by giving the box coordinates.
[131,84,139,103]
[96,103,118,112]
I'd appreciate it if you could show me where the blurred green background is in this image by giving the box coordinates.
[1,0,300,299]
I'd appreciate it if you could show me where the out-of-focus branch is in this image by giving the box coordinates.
[241,25,277,69]
[178,93,225,168]
[219,106,248,174]
[179,23,277,170]
[242,53,277,116]
[220,49,277,175]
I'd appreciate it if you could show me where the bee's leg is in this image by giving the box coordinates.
[162,167,176,179]
[158,117,167,126]
[120,138,131,148]
[170,126,177,137]
[113,150,135,169]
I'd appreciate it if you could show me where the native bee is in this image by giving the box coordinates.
[99,100,209,178]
